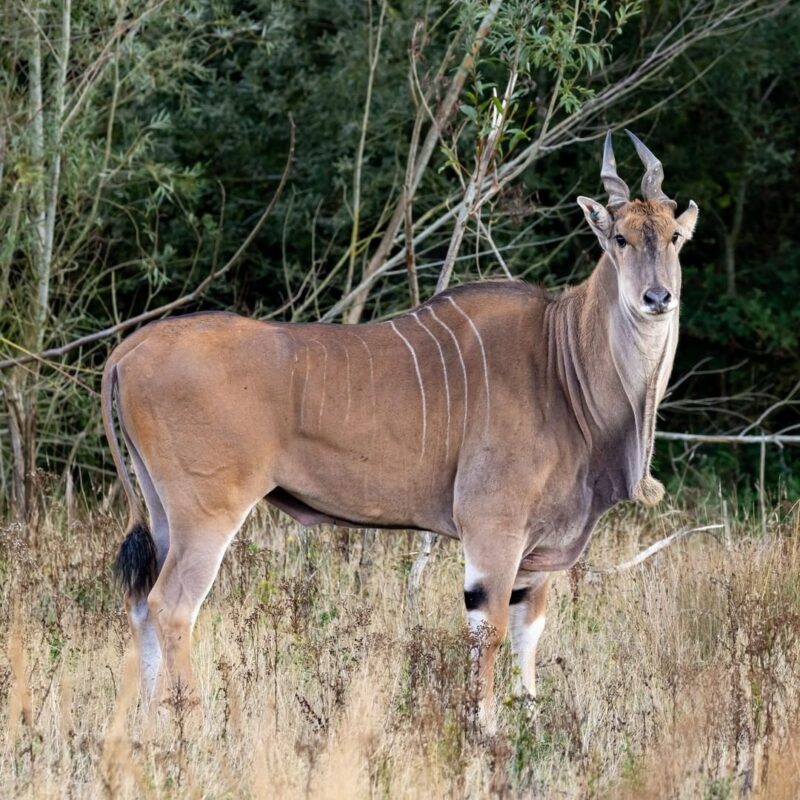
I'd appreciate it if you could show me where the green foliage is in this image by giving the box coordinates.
[452,0,641,173]
[0,0,798,506]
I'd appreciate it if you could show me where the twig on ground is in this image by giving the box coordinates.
[585,523,724,576]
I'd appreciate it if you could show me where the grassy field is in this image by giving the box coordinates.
[1,494,799,799]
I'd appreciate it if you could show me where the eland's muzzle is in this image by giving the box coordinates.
[642,286,673,314]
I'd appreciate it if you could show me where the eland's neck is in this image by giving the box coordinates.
[553,254,678,501]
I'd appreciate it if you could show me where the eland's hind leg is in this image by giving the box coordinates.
[146,503,254,699]
[125,442,169,704]
[509,573,550,698]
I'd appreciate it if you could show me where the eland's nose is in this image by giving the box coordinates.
[643,286,672,313]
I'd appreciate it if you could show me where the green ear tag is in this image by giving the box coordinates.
[590,209,600,220]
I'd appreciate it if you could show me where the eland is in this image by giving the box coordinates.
[102,131,697,720]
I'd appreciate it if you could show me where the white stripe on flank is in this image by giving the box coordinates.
[352,332,377,428]
[412,312,451,458]
[300,345,310,427]
[310,339,328,428]
[446,297,491,427]
[510,609,545,658]
[427,306,468,446]
[390,319,427,459]
[343,344,352,423]
[289,351,297,397]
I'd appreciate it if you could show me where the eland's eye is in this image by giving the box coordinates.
[672,231,681,244]
[614,235,627,248]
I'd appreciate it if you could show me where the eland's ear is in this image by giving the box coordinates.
[676,200,699,243]
[577,196,613,245]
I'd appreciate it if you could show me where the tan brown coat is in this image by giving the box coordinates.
[103,131,698,720]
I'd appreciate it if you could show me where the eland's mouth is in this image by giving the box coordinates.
[639,298,678,316]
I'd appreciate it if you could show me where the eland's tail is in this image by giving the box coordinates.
[101,360,157,599]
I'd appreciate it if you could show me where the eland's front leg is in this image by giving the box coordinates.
[462,535,525,727]
[509,573,550,698]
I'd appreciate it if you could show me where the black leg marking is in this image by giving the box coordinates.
[509,587,528,606]
[464,585,487,611]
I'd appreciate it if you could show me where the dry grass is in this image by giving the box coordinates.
[1,496,799,799]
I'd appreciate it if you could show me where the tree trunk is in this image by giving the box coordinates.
[3,2,70,523]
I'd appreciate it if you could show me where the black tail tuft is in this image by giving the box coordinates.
[115,522,158,598]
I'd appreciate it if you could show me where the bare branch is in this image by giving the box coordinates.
[436,55,519,293]
[477,218,512,279]
[346,0,503,322]
[655,432,800,446]
[403,23,426,308]
[343,0,387,304]
[740,378,800,436]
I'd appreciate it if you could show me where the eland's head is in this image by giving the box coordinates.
[577,130,698,321]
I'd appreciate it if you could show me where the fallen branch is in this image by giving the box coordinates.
[585,523,724,576]
[0,117,296,371]
[655,432,800,446]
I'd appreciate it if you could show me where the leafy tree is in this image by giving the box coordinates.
[1,0,797,518]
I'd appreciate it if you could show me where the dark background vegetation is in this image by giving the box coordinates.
[1,0,798,519]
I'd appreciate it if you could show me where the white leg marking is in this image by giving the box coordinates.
[463,559,498,730]
[510,608,546,696]
[468,608,490,635]
[427,307,468,447]
[130,597,162,701]
[390,319,427,459]
[412,312,451,458]
[465,561,490,636]
[465,559,487,591]
[446,297,491,430]
[464,561,493,726]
